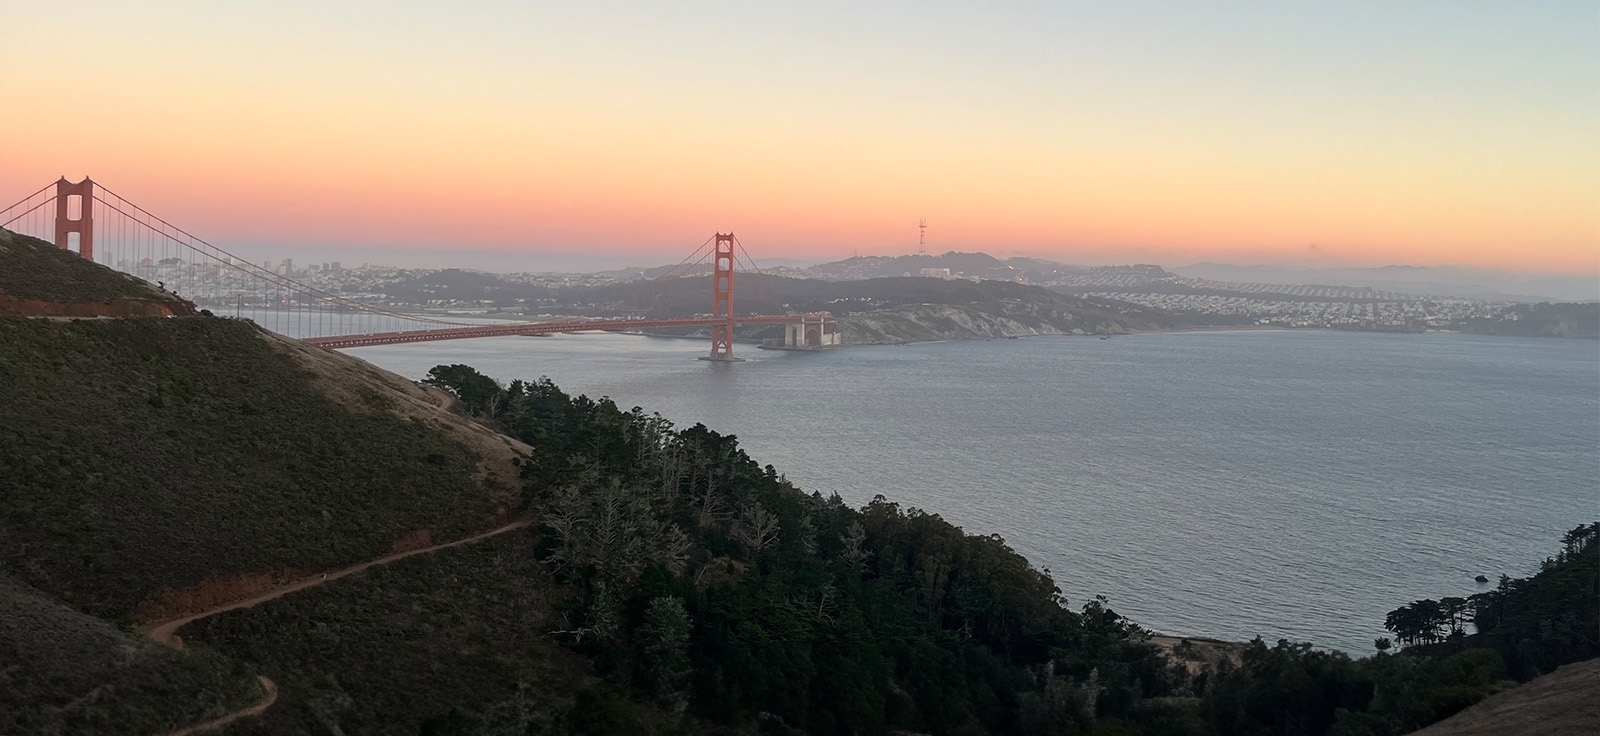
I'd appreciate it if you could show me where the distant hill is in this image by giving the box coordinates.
[1453,302,1599,338]
[795,252,1600,306]
[578,273,1237,340]
[801,250,1093,283]
[370,267,1237,341]
[1172,263,1599,303]
[0,226,196,316]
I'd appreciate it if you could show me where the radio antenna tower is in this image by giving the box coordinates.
[919,217,926,254]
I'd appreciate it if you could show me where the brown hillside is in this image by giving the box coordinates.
[1408,657,1600,736]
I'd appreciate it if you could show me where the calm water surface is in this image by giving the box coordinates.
[349,330,1598,653]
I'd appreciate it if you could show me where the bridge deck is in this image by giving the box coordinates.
[302,315,802,349]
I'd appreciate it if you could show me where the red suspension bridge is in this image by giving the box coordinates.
[2,178,838,360]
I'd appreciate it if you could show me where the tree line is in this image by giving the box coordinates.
[423,363,1597,735]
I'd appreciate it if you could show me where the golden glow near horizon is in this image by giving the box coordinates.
[5,1,1596,273]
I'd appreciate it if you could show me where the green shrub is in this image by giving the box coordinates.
[0,317,496,618]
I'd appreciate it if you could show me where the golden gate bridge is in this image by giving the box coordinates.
[2,178,838,360]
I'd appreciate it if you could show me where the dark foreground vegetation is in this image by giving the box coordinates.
[0,227,190,309]
[0,575,263,735]
[185,532,610,735]
[1198,522,1597,736]
[1,308,1591,733]
[380,364,1596,736]
[190,363,1176,734]
[0,317,494,618]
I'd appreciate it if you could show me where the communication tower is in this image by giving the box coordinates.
[919,217,926,254]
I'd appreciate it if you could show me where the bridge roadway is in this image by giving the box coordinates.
[302,315,804,349]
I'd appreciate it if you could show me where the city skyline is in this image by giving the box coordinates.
[6,1,1597,275]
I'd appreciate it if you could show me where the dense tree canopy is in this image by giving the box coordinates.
[422,364,1597,736]
[424,365,1178,734]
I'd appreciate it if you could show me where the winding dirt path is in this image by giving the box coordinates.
[144,516,534,649]
[163,676,278,736]
[143,517,534,734]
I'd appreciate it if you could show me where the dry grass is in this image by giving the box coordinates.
[1409,657,1600,736]
[1150,635,1247,676]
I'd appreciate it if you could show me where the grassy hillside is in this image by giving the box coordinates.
[0,574,263,735]
[182,531,679,735]
[0,227,193,314]
[0,316,510,619]
[1411,657,1600,736]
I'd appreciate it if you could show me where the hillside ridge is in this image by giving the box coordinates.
[0,226,196,316]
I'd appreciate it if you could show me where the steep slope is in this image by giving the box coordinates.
[0,574,264,735]
[1408,657,1600,736]
[0,227,195,316]
[258,328,530,504]
[0,315,529,621]
[179,530,622,735]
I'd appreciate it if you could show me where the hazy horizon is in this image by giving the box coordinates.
[228,240,1598,279]
[6,1,1596,276]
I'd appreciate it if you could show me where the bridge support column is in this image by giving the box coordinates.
[702,232,743,362]
[54,177,94,260]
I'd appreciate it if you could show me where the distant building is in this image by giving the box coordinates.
[920,267,952,279]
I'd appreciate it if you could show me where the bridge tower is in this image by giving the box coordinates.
[54,177,94,260]
[702,232,743,362]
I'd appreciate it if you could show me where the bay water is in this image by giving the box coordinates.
[348,330,1598,653]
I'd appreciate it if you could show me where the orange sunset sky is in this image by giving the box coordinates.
[5,1,1597,274]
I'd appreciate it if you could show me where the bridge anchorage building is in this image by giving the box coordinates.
[760,312,842,351]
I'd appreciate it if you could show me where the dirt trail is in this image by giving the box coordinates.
[143,517,534,733]
[144,516,534,649]
[162,676,278,736]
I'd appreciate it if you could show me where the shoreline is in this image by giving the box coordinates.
[383,313,1594,347]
